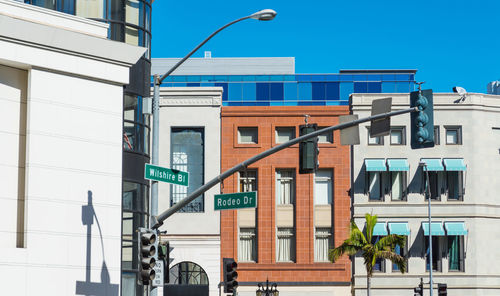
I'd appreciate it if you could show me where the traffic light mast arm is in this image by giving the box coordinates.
[151,107,418,229]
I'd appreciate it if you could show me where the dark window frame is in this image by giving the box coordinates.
[367,171,385,201]
[238,127,259,144]
[446,171,464,201]
[444,125,463,145]
[447,235,465,272]
[367,126,384,146]
[434,126,440,145]
[389,126,406,145]
[275,126,296,144]
[425,236,442,272]
[390,171,408,201]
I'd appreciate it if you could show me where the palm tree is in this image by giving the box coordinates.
[329,213,407,296]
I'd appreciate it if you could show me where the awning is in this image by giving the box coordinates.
[422,222,445,236]
[387,159,409,171]
[421,158,444,171]
[388,222,410,236]
[373,222,388,236]
[443,159,466,171]
[365,159,386,172]
[445,222,468,235]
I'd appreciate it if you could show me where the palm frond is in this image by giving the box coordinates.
[364,213,378,243]
[377,250,407,273]
[350,221,367,245]
[374,234,406,251]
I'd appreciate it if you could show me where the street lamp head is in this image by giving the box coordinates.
[250,9,277,21]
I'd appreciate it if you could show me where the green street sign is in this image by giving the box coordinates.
[214,191,257,211]
[145,163,188,186]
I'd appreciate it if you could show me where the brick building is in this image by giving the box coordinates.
[220,106,352,296]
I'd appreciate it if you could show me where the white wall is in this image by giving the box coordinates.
[351,93,500,295]
[157,87,222,296]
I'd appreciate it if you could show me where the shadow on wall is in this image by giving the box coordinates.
[76,191,119,296]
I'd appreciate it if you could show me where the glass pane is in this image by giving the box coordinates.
[276,127,295,143]
[368,130,381,145]
[318,128,333,143]
[448,236,461,271]
[277,228,295,262]
[239,228,256,262]
[390,129,402,144]
[446,129,458,144]
[76,0,104,18]
[276,170,294,204]
[314,170,332,205]
[122,272,137,296]
[32,0,56,9]
[171,128,204,212]
[447,172,460,200]
[238,127,258,144]
[369,173,381,200]
[239,170,256,192]
[315,228,332,262]
[391,172,403,200]
[125,26,139,46]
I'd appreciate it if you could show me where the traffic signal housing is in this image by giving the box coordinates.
[414,278,423,296]
[299,124,319,174]
[410,89,435,149]
[223,258,238,293]
[157,241,171,284]
[438,283,447,296]
[138,228,157,285]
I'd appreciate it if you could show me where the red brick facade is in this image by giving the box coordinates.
[220,106,351,284]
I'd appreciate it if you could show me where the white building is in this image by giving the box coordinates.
[155,87,223,296]
[351,92,500,296]
[0,1,145,295]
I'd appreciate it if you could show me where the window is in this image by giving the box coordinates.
[392,237,408,272]
[425,236,442,272]
[424,171,441,200]
[445,126,462,145]
[169,261,209,285]
[123,95,150,154]
[239,170,257,192]
[318,127,333,143]
[315,228,333,262]
[238,127,258,144]
[447,171,464,201]
[390,171,407,201]
[239,228,257,262]
[434,126,440,145]
[390,126,406,145]
[372,236,385,272]
[171,128,204,212]
[276,170,295,205]
[368,172,384,201]
[314,170,333,205]
[275,127,295,143]
[448,236,465,271]
[276,228,295,262]
[367,127,384,145]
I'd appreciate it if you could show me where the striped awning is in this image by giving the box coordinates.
[387,159,409,171]
[422,222,445,236]
[388,222,410,236]
[445,222,468,235]
[373,222,388,236]
[443,159,466,171]
[421,158,444,171]
[365,159,386,172]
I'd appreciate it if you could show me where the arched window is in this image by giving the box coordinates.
[169,262,209,285]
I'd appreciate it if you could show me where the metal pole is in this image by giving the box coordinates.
[424,164,434,296]
[150,75,161,296]
[152,107,418,228]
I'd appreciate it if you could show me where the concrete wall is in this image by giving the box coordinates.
[0,2,143,295]
[351,92,500,296]
[156,87,222,296]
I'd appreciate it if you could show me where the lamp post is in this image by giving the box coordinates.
[256,279,279,296]
[149,9,276,296]
[419,161,433,296]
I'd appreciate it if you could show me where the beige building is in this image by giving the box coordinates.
[351,92,500,296]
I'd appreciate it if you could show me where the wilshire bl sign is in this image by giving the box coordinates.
[214,191,257,210]
[144,163,188,186]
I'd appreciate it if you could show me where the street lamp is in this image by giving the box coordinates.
[148,8,276,296]
[256,279,279,296]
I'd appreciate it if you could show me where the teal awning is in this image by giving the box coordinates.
[422,222,445,236]
[387,159,409,171]
[388,222,410,235]
[373,222,388,236]
[421,158,444,171]
[445,222,468,235]
[365,159,386,172]
[443,159,466,171]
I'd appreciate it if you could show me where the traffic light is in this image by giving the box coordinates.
[299,124,319,174]
[414,278,423,296]
[223,258,238,293]
[138,228,157,285]
[410,89,434,149]
[438,283,447,296]
[158,241,171,283]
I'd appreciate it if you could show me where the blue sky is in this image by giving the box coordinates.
[152,0,499,93]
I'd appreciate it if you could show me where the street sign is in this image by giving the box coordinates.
[214,191,257,210]
[152,261,164,287]
[370,97,392,137]
[145,163,188,186]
